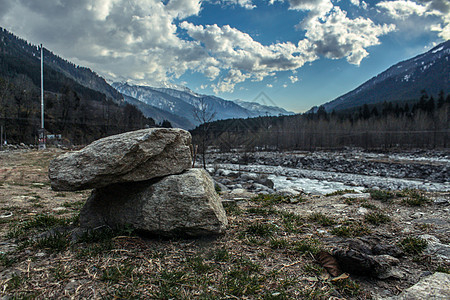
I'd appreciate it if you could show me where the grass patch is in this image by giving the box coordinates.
[223,201,242,216]
[325,189,356,197]
[368,189,394,202]
[361,202,378,210]
[302,263,325,276]
[187,255,211,274]
[246,222,277,237]
[280,211,304,233]
[331,221,371,237]
[332,278,360,297]
[208,247,230,262]
[62,200,85,209]
[398,237,428,255]
[364,212,391,226]
[6,273,25,291]
[247,207,278,216]
[269,238,289,249]
[51,264,70,281]
[0,253,16,267]
[7,214,73,239]
[435,265,450,274]
[402,191,431,206]
[102,263,136,283]
[34,231,70,253]
[308,212,336,227]
[292,239,321,256]
[223,259,263,297]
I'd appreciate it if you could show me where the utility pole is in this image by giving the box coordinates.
[38,44,46,150]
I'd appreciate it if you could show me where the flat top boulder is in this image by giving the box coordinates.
[49,128,192,191]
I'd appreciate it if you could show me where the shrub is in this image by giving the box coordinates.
[398,237,427,255]
[368,189,394,202]
[308,213,336,226]
[364,212,391,226]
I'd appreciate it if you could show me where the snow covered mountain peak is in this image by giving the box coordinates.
[112,82,294,129]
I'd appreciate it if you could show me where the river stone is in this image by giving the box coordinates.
[79,168,227,237]
[49,128,192,191]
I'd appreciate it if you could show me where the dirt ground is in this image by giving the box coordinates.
[0,149,448,299]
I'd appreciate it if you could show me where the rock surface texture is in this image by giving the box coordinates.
[389,272,450,299]
[80,168,227,237]
[49,128,192,191]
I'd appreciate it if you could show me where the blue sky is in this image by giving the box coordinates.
[0,0,448,112]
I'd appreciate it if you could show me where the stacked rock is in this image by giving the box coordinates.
[48,128,228,237]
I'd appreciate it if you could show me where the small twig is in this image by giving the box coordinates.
[279,260,302,271]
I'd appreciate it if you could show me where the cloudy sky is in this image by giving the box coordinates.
[0,0,448,112]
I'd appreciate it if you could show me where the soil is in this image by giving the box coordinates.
[0,149,448,299]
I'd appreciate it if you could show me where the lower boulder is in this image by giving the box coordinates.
[79,168,228,237]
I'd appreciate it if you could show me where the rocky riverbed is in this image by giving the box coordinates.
[204,150,449,195]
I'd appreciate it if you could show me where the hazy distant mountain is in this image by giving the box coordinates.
[233,99,294,116]
[113,82,293,129]
[309,41,450,113]
[123,95,194,129]
[0,27,122,102]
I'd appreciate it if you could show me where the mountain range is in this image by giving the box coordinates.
[309,40,450,113]
[113,82,294,129]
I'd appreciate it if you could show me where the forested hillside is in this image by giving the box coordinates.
[309,41,450,113]
[0,28,154,145]
[192,90,450,151]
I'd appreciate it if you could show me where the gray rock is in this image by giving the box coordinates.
[434,197,449,205]
[420,234,450,260]
[49,128,192,191]
[333,248,402,279]
[392,272,450,300]
[79,169,227,237]
[342,193,371,199]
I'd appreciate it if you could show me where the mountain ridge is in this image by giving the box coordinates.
[309,40,450,113]
[0,27,123,102]
[113,82,294,129]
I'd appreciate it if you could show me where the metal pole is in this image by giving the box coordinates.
[41,44,44,130]
[39,44,46,150]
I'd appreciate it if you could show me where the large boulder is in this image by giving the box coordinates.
[79,169,228,237]
[49,128,192,191]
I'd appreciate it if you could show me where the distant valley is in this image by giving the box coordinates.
[113,82,294,129]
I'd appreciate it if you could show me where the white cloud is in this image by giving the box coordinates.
[180,21,308,91]
[221,0,256,9]
[377,0,450,39]
[289,75,299,83]
[300,7,396,65]
[0,0,445,97]
[283,84,288,88]
[212,69,252,93]
[266,83,273,87]
[288,0,333,16]
[377,0,427,19]
[0,0,205,85]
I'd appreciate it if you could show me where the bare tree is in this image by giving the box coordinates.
[193,97,216,168]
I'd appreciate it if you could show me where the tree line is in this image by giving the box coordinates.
[191,90,450,152]
[0,76,155,146]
